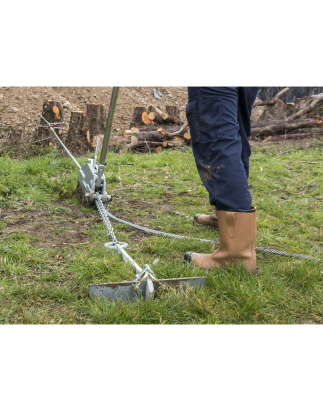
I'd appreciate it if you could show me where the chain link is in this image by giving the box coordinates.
[40,117,322,264]
[94,194,118,244]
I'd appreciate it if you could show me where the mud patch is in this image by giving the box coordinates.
[110,197,175,240]
[0,201,101,248]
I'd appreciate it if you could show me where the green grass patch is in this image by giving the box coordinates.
[0,142,322,324]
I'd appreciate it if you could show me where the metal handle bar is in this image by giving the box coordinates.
[99,87,120,166]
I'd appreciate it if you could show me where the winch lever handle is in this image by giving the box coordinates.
[99,87,120,167]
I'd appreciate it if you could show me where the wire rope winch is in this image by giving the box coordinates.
[40,87,322,302]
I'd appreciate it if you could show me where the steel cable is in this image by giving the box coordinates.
[105,207,322,263]
[41,119,322,264]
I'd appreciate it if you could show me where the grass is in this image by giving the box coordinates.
[0,140,322,324]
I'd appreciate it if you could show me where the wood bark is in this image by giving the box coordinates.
[253,87,289,107]
[148,111,165,124]
[108,127,192,148]
[286,97,323,122]
[251,119,283,128]
[130,106,148,127]
[38,101,64,145]
[288,127,323,135]
[158,122,189,138]
[166,106,180,121]
[251,118,323,137]
[124,141,163,153]
[149,105,182,125]
[263,132,320,142]
[67,111,86,142]
[86,104,106,139]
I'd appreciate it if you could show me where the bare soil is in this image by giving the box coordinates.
[0,87,189,137]
[0,195,176,248]
[0,201,102,248]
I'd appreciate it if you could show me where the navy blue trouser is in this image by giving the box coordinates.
[186,87,260,210]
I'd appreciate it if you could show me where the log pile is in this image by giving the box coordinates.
[34,89,323,158]
[250,88,323,141]
[108,105,190,153]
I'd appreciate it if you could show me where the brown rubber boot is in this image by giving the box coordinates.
[194,210,218,228]
[185,208,257,272]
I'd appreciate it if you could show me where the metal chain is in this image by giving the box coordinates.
[38,118,322,264]
[95,194,118,244]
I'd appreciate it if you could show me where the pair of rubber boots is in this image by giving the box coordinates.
[184,208,257,272]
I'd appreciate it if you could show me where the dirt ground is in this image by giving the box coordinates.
[0,87,189,137]
[0,195,176,249]
[0,202,102,248]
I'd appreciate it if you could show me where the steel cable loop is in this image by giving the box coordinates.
[105,206,322,263]
[39,122,322,264]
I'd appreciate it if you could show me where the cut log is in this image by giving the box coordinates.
[251,118,323,137]
[38,101,64,145]
[158,122,189,138]
[86,104,106,140]
[288,127,323,135]
[149,106,167,119]
[130,106,147,127]
[286,97,323,122]
[149,105,182,125]
[262,132,320,142]
[124,141,164,153]
[166,106,180,121]
[253,87,289,107]
[148,111,165,124]
[251,119,282,128]
[135,125,183,132]
[129,108,151,126]
[109,134,132,147]
[67,111,86,142]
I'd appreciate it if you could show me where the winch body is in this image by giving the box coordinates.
[77,160,109,205]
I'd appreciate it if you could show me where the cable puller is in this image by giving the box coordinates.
[40,87,321,301]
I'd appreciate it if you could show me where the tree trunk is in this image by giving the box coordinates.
[38,101,64,145]
[166,106,180,121]
[253,87,289,107]
[86,104,106,141]
[67,111,86,142]
[264,132,319,142]
[149,105,182,125]
[123,141,163,153]
[130,106,150,127]
[251,119,281,128]
[251,118,323,137]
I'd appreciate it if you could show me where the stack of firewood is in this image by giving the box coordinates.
[105,105,190,153]
[250,87,323,141]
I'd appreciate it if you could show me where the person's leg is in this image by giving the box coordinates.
[193,87,260,228]
[237,87,260,178]
[187,87,252,211]
[185,87,258,271]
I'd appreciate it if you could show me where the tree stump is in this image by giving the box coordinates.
[148,105,182,125]
[67,111,86,142]
[86,104,106,142]
[38,101,64,146]
[130,106,148,127]
[166,106,180,121]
